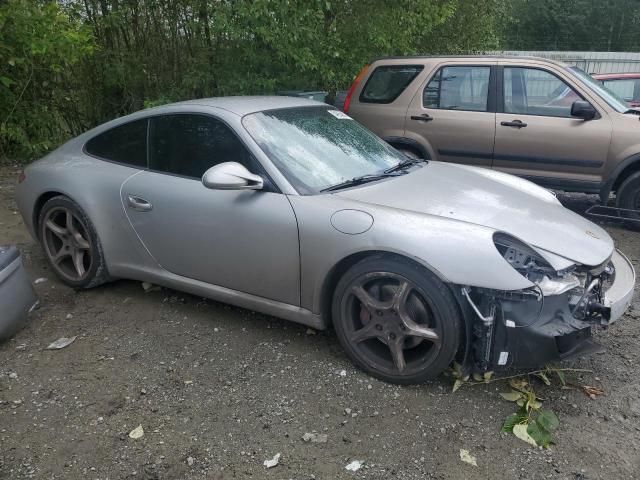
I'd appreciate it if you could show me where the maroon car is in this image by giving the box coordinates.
[594,73,640,108]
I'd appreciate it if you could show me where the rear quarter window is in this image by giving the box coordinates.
[84,118,148,167]
[360,65,423,104]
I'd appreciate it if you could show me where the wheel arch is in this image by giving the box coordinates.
[383,136,431,159]
[319,249,462,322]
[319,249,472,365]
[32,191,67,240]
[600,153,640,203]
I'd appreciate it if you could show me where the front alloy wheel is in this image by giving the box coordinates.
[333,256,461,384]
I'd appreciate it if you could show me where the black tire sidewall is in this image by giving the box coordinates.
[616,171,640,210]
[615,171,640,230]
[38,196,108,289]
[332,255,461,384]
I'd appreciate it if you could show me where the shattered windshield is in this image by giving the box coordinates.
[242,107,408,194]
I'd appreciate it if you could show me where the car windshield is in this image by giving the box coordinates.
[569,66,629,112]
[242,107,409,194]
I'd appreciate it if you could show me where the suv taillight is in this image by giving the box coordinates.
[343,65,369,113]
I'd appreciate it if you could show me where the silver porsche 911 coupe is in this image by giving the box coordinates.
[16,97,635,384]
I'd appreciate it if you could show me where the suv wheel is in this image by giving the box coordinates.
[616,171,640,227]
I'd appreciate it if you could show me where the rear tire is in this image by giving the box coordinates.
[332,255,461,384]
[38,196,109,289]
[615,171,640,229]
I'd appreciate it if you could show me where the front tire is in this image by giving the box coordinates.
[332,255,461,384]
[615,171,640,229]
[38,195,109,289]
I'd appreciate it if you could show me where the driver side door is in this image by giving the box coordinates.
[121,113,300,305]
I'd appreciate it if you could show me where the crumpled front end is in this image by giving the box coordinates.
[460,235,635,371]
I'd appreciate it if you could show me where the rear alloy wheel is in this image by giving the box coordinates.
[39,196,109,289]
[332,256,461,384]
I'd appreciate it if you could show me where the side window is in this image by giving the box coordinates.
[504,67,581,118]
[149,114,252,178]
[423,66,490,112]
[85,119,148,167]
[360,65,423,103]
[602,79,638,103]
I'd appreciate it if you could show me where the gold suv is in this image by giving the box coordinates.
[345,56,640,211]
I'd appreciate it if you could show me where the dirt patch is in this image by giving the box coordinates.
[1,165,639,479]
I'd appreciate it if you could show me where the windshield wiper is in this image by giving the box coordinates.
[320,172,403,192]
[624,108,640,115]
[384,157,427,174]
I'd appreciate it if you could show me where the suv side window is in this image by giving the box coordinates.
[423,66,491,112]
[148,114,253,178]
[504,67,581,118]
[601,78,640,103]
[360,65,423,103]
[85,119,148,167]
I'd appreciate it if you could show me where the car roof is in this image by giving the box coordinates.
[370,54,569,68]
[592,72,640,79]
[159,96,328,116]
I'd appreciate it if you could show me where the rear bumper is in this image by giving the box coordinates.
[0,246,38,341]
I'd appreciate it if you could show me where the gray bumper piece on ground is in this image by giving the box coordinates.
[0,245,38,341]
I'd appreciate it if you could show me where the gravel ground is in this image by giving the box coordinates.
[0,164,639,480]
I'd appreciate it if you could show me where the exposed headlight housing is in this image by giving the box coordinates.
[493,233,579,296]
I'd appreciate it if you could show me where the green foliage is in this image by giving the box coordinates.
[1,0,505,161]
[0,0,94,159]
[499,373,562,448]
[502,0,640,51]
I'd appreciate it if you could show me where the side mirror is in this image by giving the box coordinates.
[571,100,597,120]
[202,162,263,190]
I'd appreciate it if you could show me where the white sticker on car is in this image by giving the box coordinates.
[328,110,353,120]
[498,351,509,365]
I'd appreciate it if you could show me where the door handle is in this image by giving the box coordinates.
[410,114,434,122]
[127,195,153,212]
[500,120,527,128]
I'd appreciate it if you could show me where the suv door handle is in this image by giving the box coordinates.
[500,120,527,128]
[410,114,433,122]
[127,195,153,212]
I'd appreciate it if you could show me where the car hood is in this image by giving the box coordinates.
[335,162,613,267]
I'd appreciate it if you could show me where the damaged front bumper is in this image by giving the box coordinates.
[463,249,635,371]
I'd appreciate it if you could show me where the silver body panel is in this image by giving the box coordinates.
[15,97,635,330]
[0,247,38,340]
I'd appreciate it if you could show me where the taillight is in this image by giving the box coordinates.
[343,64,369,113]
[18,170,26,184]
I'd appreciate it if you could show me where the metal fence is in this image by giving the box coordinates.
[490,51,640,74]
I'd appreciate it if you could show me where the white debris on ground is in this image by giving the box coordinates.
[263,453,280,468]
[141,281,160,292]
[345,460,363,471]
[34,277,47,284]
[302,432,328,443]
[128,425,144,439]
[45,336,77,350]
[459,449,478,466]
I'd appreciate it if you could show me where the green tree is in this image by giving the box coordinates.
[0,0,94,159]
[503,0,640,51]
